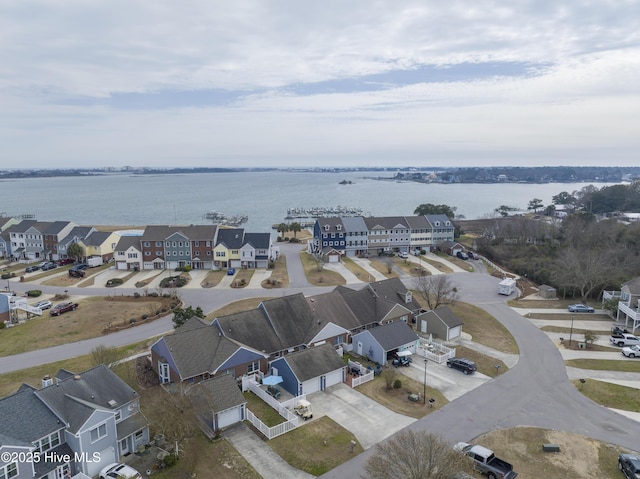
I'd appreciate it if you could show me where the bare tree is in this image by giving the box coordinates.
[413,274,459,310]
[365,430,474,479]
[382,256,395,274]
[90,344,122,367]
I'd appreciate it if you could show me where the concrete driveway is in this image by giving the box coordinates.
[308,383,415,450]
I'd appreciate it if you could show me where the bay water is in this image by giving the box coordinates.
[0,171,608,233]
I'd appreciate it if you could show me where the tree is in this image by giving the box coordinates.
[172,305,205,329]
[552,191,576,205]
[527,198,543,213]
[583,331,599,347]
[365,430,474,479]
[90,344,122,367]
[67,242,83,262]
[382,256,395,274]
[414,204,456,219]
[276,223,289,238]
[289,222,301,238]
[413,274,459,310]
[494,205,517,217]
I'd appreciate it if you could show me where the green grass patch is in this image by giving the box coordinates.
[540,326,610,335]
[572,378,640,412]
[341,257,371,280]
[243,391,286,427]
[268,416,363,476]
[299,252,346,286]
[455,345,509,377]
[565,358,640,372]
[449,302,519,354]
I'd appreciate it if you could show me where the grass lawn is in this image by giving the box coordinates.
[262,254,289,288]
[230,269,254,288]
[565,358,640,372]
[449,302,519,354]
[572,378,640,412]
[299,252,346,286]
[454,345,509,377]
[341,257,371,280]
[0,295,173,356]
[243,391,286,427]
[201,270,227,287]
[540,325,611,336]
[205,297,270,321]
[268,416,363,476]
[355,374,448,418]
[367,258,398,278]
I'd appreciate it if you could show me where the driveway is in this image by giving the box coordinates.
[308,383,415,450]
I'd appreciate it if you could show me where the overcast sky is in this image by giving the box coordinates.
[2,1,639,169]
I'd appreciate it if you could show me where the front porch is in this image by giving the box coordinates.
[603,290,640,334]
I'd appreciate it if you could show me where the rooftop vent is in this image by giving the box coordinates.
[108,399,118,408]
[73,375,82,380]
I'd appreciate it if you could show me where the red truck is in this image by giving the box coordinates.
[49,302,79,316]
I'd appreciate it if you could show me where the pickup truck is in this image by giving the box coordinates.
[49,302,79,316]
[610,333,640,347]
[455,442,518,479]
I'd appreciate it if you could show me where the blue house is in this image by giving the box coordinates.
[269,343,346,396]
[351,321,419,366]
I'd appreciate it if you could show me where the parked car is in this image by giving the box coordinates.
[618,453,640,479]
[610,333,640,347]
[99,463,142,479]
[455,442,517,479]
[568,304,594,313]
[69,264,88,277]
[456,251,469,260]
[392,351,412,367]
[447,357,478,375]
[56,258,75,266]
[49,302,78,316]
[622,345,640,358]
[41,262,57,271]
[25,265,40,273]
[227,268,235,275]
[34,300,52,310]
[293,399,313,420]
[399,252,409,259]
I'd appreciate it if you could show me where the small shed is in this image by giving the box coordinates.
[416,306,464,341]
[351,321,419,366]
[190,374,247,431]
[538,285,557,299]
[321,246,342,263]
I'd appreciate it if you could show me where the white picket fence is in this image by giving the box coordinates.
[243,379,303,440]
[348,359,374,387]
[416,339,456,364]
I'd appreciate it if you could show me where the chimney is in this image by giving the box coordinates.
[42,375,53,388]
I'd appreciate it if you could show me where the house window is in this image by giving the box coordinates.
[135,430,144,443]
[207,251,211,256]
[247,361,260,373]
[115,410,122,422]
[90,423,107,443]
[143,241,150,247]
[145,251,151,256]
[55,464,70,479]
[333,335,344,346]
[195,241,200,247]
[0,463,18,479]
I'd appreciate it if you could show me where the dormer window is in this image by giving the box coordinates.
[324,225,330,231]
[336,225,342,230]
[405,291,412,303]
[434,221,440,226]
[445,221,451,226]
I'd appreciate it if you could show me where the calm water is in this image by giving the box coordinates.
[0,172,609,233]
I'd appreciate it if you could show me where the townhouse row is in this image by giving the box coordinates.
[310,214,455,258]
[0,217,275,271]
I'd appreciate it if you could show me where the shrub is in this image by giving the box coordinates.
[0,322,5,330]
[148,292,158,297]
[26,290,42,297]
[133,292,141,298]
[183,265,191,272]
[1,273,14,280]
[141,314,149,320]
[162,293,171,298]
[129,318,136,324]
[163,453,178,467]
[393,379,402,389]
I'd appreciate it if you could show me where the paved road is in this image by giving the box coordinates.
[320,271,640,477]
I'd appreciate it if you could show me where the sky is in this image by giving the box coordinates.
[1,1,640,169]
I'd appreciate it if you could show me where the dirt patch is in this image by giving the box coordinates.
[475,427,627,478]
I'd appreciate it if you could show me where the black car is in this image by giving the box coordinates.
[41,262,57,271]
[25,265,40,273]
[456,251,469,260]
[446,357,477,375]
[619,453,640,479]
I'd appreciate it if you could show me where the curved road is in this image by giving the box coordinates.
[5,253,640,478]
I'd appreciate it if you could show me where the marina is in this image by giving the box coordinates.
[202,211,248,227]
[285,206,367,219]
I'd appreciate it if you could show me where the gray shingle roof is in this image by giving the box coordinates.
[623,277,640,295]
[367,321,419,351]
[283,343,346,382]
[35,365,139,433]
[306,290,362,331]
[161,318,242,379]
[0,387,64,447]
[369,277,422,312]
[114,234,142,251]
[216,228,245,249]
[243,232,270,250]
[82,230,112,247]
[422,306,464,328]
[192,374,246,414]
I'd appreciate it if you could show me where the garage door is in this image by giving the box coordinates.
[217,406,243,429]
[449,325,461,340]
[86,446,115,477]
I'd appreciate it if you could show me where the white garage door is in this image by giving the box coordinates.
[217,407,243,429]
[87,446,115,477]
[449,325,461,340]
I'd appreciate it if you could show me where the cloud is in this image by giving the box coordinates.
[1,1,639,167]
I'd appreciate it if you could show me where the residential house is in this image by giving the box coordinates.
[427,214,455,246]
[438,240,465,257]
[214,294,329,359]
[35,365,149,477]
[164,230,192,270]
[214,228,245,269]
[269,343,346,396]
[341,216,368,258]
[57,226,96,262]
[150,318,268,385]
[187,225,217,270]
[9,220,52,261]
[0,217,19,259]
[140,226,168,269]
[365,216,411,256]
[80,231,119,263]
[0,365,149,479]
[416,306,464,341]
[114,235,143,271]
[189,374,247,431]
[351,321,419,366]
[312,218,346,258]
[240,233,272,269]
[42,221,77,261]
[405,215,432,254]
[603,276,640,334]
